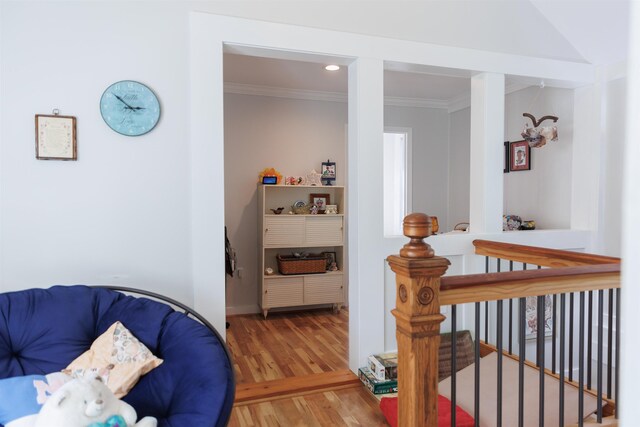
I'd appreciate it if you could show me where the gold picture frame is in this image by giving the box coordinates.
[35,114,77,160]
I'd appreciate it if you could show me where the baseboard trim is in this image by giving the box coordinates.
[234,369,361,405]
[226,304,260,315]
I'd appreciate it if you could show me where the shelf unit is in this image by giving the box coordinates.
[258,185,345,318]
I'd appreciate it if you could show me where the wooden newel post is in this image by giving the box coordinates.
[387,213,450,427]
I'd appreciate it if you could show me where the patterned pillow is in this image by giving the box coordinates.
[65,321,163,398]
[0,372,71,427]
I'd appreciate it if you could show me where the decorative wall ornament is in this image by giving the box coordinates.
[521,113,559,148]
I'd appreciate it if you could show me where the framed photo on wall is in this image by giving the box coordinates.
[35,114,77,160]
[509,140,531,172]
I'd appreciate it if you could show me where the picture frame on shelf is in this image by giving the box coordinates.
[322,251,337,271]
[35,114,77,160]
[310,193,330,213]
[321,159,336,185]
[509,140,531,172]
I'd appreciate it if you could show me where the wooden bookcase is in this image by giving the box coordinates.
[258,185,345,318]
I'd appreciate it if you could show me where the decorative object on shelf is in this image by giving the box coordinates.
[100,80,160,136]
[35,110,77,160]
[285,176,305,185]
[325,204,338,215]
[277,253,327,275]
[310,205,319,215]
[262,176,278,185]
[306,169,322,186]
[292,200,310,214]
[503,215,522,231]
[453,222,469,232]
[264,267,274,275]
[322,251,337,271]
[270,207,284,215]
[321,159,336,186]
[431,216,439,234]
[508,140,531,172]
[310,193,330,213]
[520,220,536,230]
[258,167,282,184]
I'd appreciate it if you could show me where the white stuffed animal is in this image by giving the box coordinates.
[34,374,157,427]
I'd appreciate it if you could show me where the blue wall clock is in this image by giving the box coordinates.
[100,80,160,136]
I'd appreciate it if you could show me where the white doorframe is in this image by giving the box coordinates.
[189,12,595,369]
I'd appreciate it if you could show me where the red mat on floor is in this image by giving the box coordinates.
[379,395,475,427]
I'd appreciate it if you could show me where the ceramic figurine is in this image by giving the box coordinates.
[270,207,284,215]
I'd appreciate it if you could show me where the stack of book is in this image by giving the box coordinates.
[358,351,398,395]
[358,366,398,395]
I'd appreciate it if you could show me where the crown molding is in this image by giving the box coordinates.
[224,82,346,103]
[225,82,533,112]
[384,96,449,109]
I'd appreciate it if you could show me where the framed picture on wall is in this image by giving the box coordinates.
[35,114,77,160]
[503,141,510,173]
[509,140,531,172]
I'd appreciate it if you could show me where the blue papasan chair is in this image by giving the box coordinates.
[0,285,235,427]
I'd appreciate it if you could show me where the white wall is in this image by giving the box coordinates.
[1,2,604,368]
[385,105,450,230]
[224,94,451,313]
[0,3,193,303]
[448,108,471,230]
[223,93,347,313]
[504,87,574,229]
[446,87,575,231]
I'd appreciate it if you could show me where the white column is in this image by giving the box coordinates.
[348,57,385,371]
[190,15,227,337]
[469,73,505,233]
[621,1,640,423]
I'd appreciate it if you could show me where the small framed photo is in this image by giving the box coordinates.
[310,193,330,213]
[322,251,337,270]
[35,114,77,160]
[509,140,531,172]
[321,160,336,185]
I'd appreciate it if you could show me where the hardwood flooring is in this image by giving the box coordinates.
[226,308,389,426]
[226,308,349,384]
[229,386,389,427]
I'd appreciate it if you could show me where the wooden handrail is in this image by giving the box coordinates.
[389,215,622,427]
[473,239,620,268]
[440,264,620,305]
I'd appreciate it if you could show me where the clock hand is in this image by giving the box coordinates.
[112,93,135,109]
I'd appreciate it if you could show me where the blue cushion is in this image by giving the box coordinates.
[0,286,234,427]
[0,372,70,426]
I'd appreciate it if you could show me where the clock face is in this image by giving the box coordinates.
[100,80,160,136]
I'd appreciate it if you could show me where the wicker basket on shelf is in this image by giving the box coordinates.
[277,254,327,275]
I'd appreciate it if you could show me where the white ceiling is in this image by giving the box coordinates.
[223,54,473,102]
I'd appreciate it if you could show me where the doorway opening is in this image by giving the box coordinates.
[222,52,351,392]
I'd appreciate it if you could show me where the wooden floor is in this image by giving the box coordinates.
[229,387,389,427]
[226,308,389,426]
[226,308,349,384]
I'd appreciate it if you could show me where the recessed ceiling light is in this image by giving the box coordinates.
[325,65,340,71]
